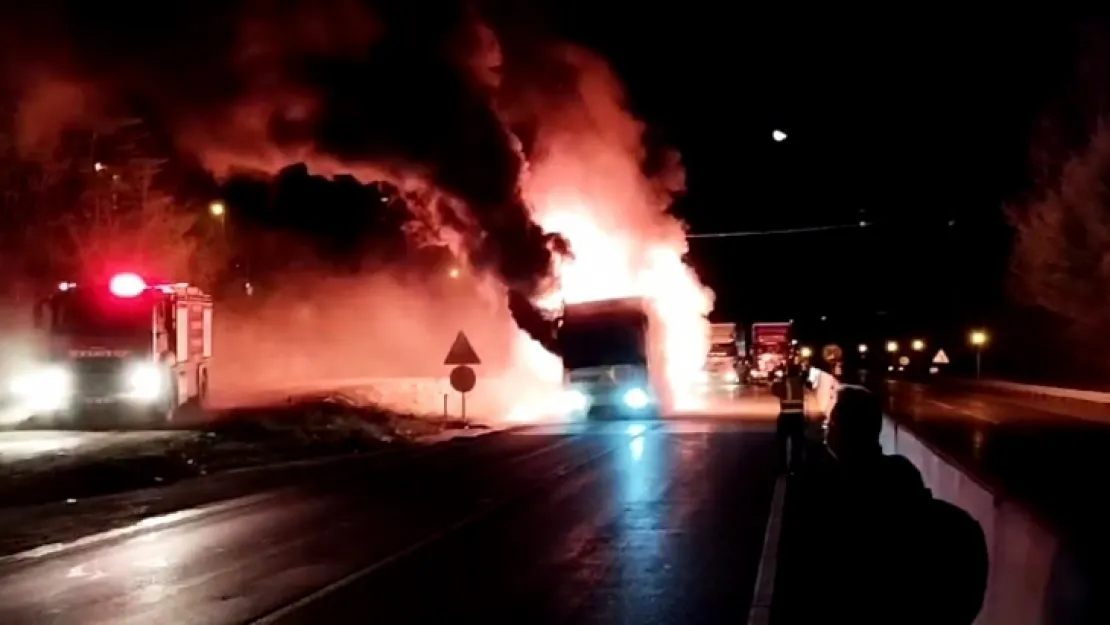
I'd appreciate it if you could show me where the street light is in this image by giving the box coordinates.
[209,201,226,218]
[858,344,868,354]
[886,340,899,353]
[772,129,788,142]
[969,330,988,379]
[911,339,925,352]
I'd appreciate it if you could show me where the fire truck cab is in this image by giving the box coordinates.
[11,273,213,427]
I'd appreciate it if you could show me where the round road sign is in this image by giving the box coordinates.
[450,365,476,393]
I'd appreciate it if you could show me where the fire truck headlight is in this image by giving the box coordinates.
[125,363,163,400]
[623,387,650,410]
[9,366,72,410]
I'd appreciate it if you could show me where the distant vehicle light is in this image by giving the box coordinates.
[109,273,146,298]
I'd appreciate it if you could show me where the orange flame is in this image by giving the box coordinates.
[504,45,715,420]
[525,198,714,414]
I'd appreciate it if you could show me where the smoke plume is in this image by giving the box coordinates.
[0,1,703,415]
[0,0,585,295]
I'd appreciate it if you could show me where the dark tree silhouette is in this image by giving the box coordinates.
[0,114,225,296]
[1009,122,1110,335]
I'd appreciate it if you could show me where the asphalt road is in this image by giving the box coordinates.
[885,380,1110,537]
[0,415,780,625]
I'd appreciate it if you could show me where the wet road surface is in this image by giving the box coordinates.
[885,380,1110,536]
[0,418,780,625]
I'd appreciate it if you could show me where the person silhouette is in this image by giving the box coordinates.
[804,385,988,624]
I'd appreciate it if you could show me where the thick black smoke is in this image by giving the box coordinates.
[0,0,568,296]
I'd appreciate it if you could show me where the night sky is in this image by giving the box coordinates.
[569,14,1082,325]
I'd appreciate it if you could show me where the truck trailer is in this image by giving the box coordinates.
[702,322,741,392]
[747,321,792,385]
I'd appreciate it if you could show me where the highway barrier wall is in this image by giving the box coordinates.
[962,378,1110,404]
[811,369,1082,625]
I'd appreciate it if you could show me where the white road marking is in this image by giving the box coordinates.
[746,475,787,625]
[0,492,279,566]
[926,399,999,424]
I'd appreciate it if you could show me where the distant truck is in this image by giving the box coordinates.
[7,272,213,427]
[747,321,792,385]
[702,322,741,391]
[556,297,660,419]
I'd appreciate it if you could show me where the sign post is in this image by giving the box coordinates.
[444,331,481,423]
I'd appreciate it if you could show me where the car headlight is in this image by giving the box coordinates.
[559,388,589,413]
[623,387,650,409]
[125,363,163,400]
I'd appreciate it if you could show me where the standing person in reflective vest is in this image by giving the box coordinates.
[775,361,808,474]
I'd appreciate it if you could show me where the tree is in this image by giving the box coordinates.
[1008,121,1110,337]
[62,156,222,286]
[0,114,226,293]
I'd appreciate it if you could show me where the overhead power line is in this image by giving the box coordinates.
[686,222,870,239]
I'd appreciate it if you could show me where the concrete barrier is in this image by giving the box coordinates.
[882,417,1062,625]
[810,369,1083,625]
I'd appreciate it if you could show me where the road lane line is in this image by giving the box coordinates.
[0,429,576,567]
[247,441,619,625]
[926,399,999,424]
[746,475,787,625]
[0,492,281,566]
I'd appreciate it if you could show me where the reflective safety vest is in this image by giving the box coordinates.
[780,374,805,413]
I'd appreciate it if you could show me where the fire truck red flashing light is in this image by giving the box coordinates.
[108,273,147,298]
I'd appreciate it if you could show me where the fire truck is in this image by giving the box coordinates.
[555,297,661,419]
[8,272,213,427]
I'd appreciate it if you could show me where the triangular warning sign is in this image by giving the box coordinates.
[933,349,950,364]
[444,331,481,365]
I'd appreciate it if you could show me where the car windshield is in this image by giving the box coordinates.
[559,316,647,369]
[49,290,154,339]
